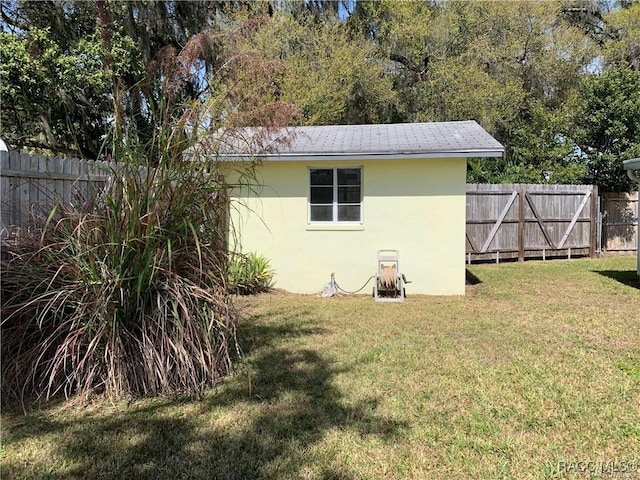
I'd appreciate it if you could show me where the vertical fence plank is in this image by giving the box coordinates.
[38,155,50,218]
[602,191,638,252]
[63,156,74,205]
[9,151,19,227]
[79,158,87,204]
[0,149,10,237]
[590,186,598,258]
[28,154,40,222]
[70,157,81,207]
[19,151,31,227]
[54,156,65,204]
[518,186,524,261]
[467,184,598,262]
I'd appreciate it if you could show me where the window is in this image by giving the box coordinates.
[309,168,362,223]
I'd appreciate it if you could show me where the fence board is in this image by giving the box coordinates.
[0,150,10,235]
[602,192,638,252]
[1,152,111,239]
[19,152,31,226]
[466,184,598,262]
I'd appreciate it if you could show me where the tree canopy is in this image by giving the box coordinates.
[1,0,639,191]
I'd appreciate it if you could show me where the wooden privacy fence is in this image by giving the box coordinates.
[601,192,638,252]
[2,151,636,260]
[466,184,598,262]
[1,150,112,239]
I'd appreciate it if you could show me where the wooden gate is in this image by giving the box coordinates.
[601,192,638,252]
[466,184,598,262]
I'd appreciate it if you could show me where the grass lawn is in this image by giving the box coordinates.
[2,256,639,480]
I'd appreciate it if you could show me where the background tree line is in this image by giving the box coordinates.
[1,0,639,191]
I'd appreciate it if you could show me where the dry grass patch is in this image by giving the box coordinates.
[2,256,639,479]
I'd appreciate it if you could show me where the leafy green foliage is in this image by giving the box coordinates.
[0,4,303,402]
[227,252,275,295]
[247,13,397,125]
[574,63,640,192]
[0,1,209,157]
[603,2,640,70]
[348,0,603,186]
[0,26,115,157]
[2,0,640,190]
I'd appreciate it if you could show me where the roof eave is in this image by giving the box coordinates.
[222,150,505,162]
[623,158,640,170]
[624,158,640,182]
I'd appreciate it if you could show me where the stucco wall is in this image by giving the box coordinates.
[229,157,468,295]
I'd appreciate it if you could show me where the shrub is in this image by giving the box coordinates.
[0,157,239,402]
[227,252,275,295]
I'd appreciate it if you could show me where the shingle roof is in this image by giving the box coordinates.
[624,158,640,183]
[216,121,500,162]
[269,121,503,159]
[623,158,640,171]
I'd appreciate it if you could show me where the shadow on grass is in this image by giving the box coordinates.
[2,311,407,480]
[593,270,640,289]
[465,269,482,286]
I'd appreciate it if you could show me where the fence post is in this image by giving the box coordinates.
[518,185,525,262]
[0,143,8,238]
[590,185,598,258]
[596,195,602,255]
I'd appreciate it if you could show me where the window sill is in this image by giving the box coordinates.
[306,223,365,231]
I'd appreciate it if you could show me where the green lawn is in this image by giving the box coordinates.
[2,256,639,480]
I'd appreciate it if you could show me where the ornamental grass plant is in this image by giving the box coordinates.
[1,17,301,404]
[0,144,239,403]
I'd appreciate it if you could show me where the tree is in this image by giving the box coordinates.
[0,1,233,157]
[247,12,397,126]
[3,0,635,192]
[348,0,598,184]
[0,17,121,157]
[1,1,141,157]
[602,1,640,70]
[560,0,612,46]
[574,63,640,192]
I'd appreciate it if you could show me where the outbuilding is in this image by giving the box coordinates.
[229,121,504,295]
[623,158,640,277]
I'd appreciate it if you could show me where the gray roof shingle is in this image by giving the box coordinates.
[248,121,504,160]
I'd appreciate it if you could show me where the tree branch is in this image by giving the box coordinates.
[390,52,429,81]
[10,140,83,157]
[0,5,28,31]
[389,53,419,72]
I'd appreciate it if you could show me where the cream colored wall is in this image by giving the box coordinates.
[230,158,468,295]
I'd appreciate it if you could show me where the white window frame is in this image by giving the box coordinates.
[308,167,363,224]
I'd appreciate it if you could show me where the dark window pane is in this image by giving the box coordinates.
[338,205,361,222]
[311,186,333,204]
[310,169,333,186]
[310,205,333,222]
[337,168,361,186]
[337,186,360,203]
